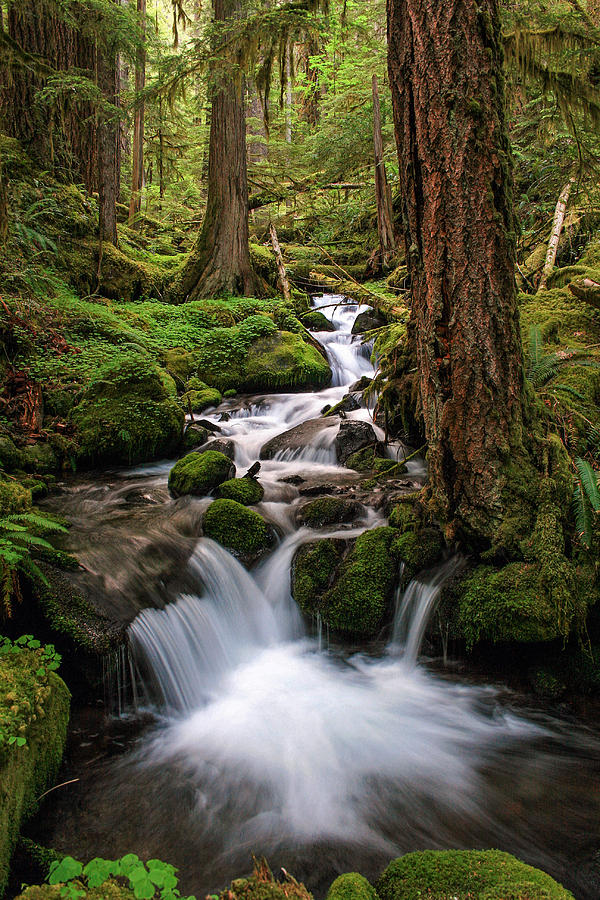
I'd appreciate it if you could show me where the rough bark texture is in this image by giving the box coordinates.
[128,0,146,227]
[0,0,97,190]
[387,0,528,542]
[97,39,119,246]
[177,0,257,299]
[299,36,320,127]
[372,74,396,269]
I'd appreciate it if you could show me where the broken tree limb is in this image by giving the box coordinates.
[537,178,576,293]
[269,223,291,301]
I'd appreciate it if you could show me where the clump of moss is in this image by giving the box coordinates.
[0,435,24,472]
[219,857,312,900]
[243,332,331,392]
[0,480,32,517]
[376,849,573,900]
[217,477,264,505]
[21,444,59,475]
[391,527,444,580]
[326,874,378,900]
[345,446,399,475]
[296,496,361,528]
[202,499,274,565]
[301,310,335,332]
[292,539,347,614]
[180,387,223,413]
[169,450,235,498]
[17,882,135,899]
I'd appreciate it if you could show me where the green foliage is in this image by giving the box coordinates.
[0,513,67,619]
[573,457,600,549]
[0,636,61,752]
[376,849,573,900]
[46,854,195,900]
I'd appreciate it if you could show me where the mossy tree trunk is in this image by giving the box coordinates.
[177,0,258,300]
[96,30,119,246]
[128,0,146,228]
[387,0,535,545]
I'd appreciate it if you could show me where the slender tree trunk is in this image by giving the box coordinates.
[372,74,396,269]
[270,223,291,301]
[128,0,146,228]
[537,178,575,293]
[299,35,320,126]
[285,39,293,144]
[0,146,8,244]
[387,0,533,543]
[97,39,119,246]
[177,0,257,299]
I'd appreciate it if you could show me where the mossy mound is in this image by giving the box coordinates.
[293,527,401,637]
[181,424,211,453]
[376,849,573,900]
[243,332,331,392]
[519,287,600,347]
[217,477,265,505]
[218,858,312,900]
[391,528,444,579]
[21,443,59,475]
[168,450,235,498]
[180,387,223,413]
[301,310,335,332]
[0,435,24,472]
[326,874,378,900]
[70,354,184,467]
[345,446,399,475]
[0,648,70,895]
[17,883,134,899]
[202,499,274,565]
[296,496,362,528]
[0,480,32,517]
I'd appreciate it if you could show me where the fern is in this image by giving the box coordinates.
[0,512,67,619]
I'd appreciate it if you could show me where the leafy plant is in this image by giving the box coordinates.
[573,457,600,550]
[0,511,67,618]
[47,854,196,900]
[526,325,600,389]
[0,635,61,750]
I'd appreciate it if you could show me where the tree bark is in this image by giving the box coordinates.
[128,0,146,228]
[97,37,119,246]
[387,0,531,543]
[372,74,396,270]
[269,223,291,301]
[177,0,257,299]
[537,178,575,293]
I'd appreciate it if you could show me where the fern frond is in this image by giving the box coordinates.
[575,457,600,510]
[528,325,543,370]
[573,484,594,549]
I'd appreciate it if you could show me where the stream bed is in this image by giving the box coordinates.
[31,297,600,899]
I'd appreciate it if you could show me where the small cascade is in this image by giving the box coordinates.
[390,557,464,665]
[310,295,375,387]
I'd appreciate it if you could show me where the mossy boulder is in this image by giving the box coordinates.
[168,450,235,498]
[391,527,444,579]
[0,435,24,472]
[293,527,401,637]
[202,499,274,565]
[296,496,362,528]
[345,446,399,475]
[180,388,222,413]
[70,354,184,467]
[376,849,573,900]
[181,425,211,453]
[0,480,32,517]
[326,874,378,900]
[243,332,331,392]
[217,477,264,505]
[0,649,70,895]
[301,310,335,332]
[21,443,59,475]
[162,348,198,383]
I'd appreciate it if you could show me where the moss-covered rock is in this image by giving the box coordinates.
[180,387,223,413]
[0,480,32,517]
[21,443,59,475]
[375,849,573,900]
[168,450,235,498]
[300,310,335,332]
[326,874,378,900]
[0,436,24,472]
[0,649,70,895]
[17,882,135,899]
[391,527,444,580]
[345,446,399,475]
[217,477,265,505]
[202,499,274,565]
[243,332,331,392]
[293,527,401,637]
[218,857,312,900]
[296,496,362,528]
[181,425,210,454]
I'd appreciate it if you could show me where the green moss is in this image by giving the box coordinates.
[21,444,59,475]
[292,539,347,614]
[220,860,311,900]
[249,242,278,284]
[243,331,331,392]
[0,436,24,472]
[202,499,274,565]
[162,348,197,383]
[180,388,223,413]
[0,652,70,895]
[321,526,400,637]
[376,850,573,900]
[388,498,420,532]
[296,496,360,528]
[181,425,210,453]
[186,376,210,392]
[17,882,135,899]
[391,527,444,579]
[301,310,335,332]
[0,481,32,517]
[217,477,264,505]
[519,287,600,348]
[345,447,398,475]
[326,874,378,900]
[168,450,235,498]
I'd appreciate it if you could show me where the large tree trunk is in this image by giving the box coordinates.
[97,38,119,246]
[372,74,396,270]
[177,0,257,299]
[128,0,146,228]
[387,0,531,543]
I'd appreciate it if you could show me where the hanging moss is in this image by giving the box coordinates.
[202,499,274,565]
[376,850,573,900]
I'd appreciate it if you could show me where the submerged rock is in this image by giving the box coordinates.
[202,499,274,566]
[168,450,235,498]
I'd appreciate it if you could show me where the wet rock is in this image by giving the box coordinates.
[349,376,373,392]
[335,420,377,463]
[195,419,222,434]
[181,424,210,453]
[301,310,336,332]
[201,438,236,460]
[279,474,305,485]
[168,450,235,497]
[351,309,386,334]
[202,499,274,566]
[296,496,363,528]
[260,417,338,460]
[299,482,343,497]
[323,392,362,418]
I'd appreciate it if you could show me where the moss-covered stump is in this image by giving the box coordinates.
[69,354,184,468]
[0,647,70,895]
[296,496,362,528]
[202,499,274,566]
[168,451,235,498]
[326,874,378,900]
[375,850,573,900]
[217,477,265,505]
[293,527,401,637]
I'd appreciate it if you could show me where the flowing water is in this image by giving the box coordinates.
[39,296,600,899]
